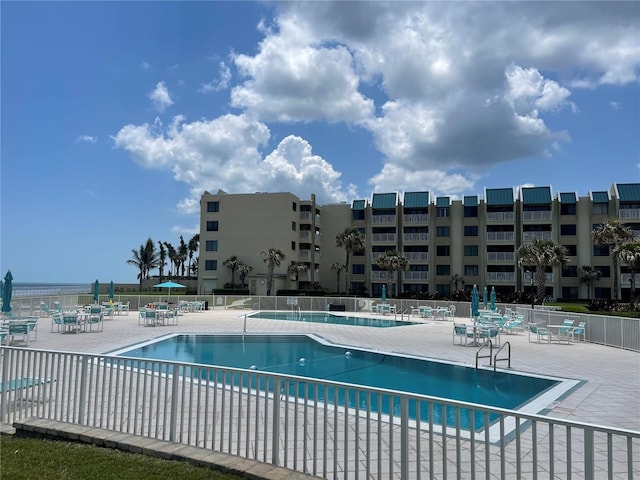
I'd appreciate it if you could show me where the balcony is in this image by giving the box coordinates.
[299,211,312,222]
[523,272,553,283]
[486,212,514,222]
[404,271,428,281]
[486,252,516,262]
[370,271,389,281]
[403,213,428,224]
[372,214,396,225]
[404,252,428,262]
[298,250,312,262]
[621,273,640,284]
[486,232,515,242]
[619,208,640,219]
[522,211,552,221]
[372,233,397,243]
[486,272,516,282]
[403,233,429,243]
[299,231,312,241]
[522,231,552,242]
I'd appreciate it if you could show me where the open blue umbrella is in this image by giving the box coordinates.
[1,270,13,313]
[483,286,488,309]
[490,286,496,311]
[109,281,114,300]
[154,280,186,296]
[471,284,479,319]
[93,279,100,303]
[381,284,387,303]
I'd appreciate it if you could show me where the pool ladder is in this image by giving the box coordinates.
[475,341,512,371]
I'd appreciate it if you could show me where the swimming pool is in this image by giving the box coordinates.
[247,310,412,327]
[114,334,573,430]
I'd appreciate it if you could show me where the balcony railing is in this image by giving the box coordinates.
[524,272,553,283]
[299,211,312,222]
[619,208,640,219]
[486,212,514,222]
[403,233,429,243]
[486,252,516,262]
[298,250,311,262]
[522,231,552,242]
[486,232,515,242]
[403,214,428,223]
[370,271,391,281]
[372,233,397,243]
[299,231,311,241]
[403,252,428,262]
[522,211,552,221]
[372,214,396,224]
[486,272,516,282]
[404,271,428,281]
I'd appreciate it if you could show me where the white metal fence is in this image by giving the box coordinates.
[1,346,638,479]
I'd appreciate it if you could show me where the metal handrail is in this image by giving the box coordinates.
[493,341,511,372]
[475,339,493,368]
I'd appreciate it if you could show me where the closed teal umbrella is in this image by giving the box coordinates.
[93,280,100,303]
[381,284,387,303]
[490,286,496,311]
[471,284,479,319]
[483,286,488,309]
[109,281,114,300]
[1,270,13,313]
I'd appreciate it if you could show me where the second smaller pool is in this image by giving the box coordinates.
[248,310,413,328]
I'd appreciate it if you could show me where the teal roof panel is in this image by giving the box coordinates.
[559,192,577,204]
[592,191,609,203]
[436,196,450,207]
[464,195,478,207]
[352,200,366,210]
[616,183,640,202]
[485,188,514,205]
[372,193,397,209]
[522,186,552,204]
[404,191,429,208]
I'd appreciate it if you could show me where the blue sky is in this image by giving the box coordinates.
[2,1,639,283]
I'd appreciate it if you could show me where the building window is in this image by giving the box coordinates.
[436,226,450,237]
[204,260,217,271]
[562,286,579,299]
[436,245,450,256]
[593,203,608,215]
[292,202,297,211]
[436,284,450,295]
[560,224,576,235]
[593,245,609,256]
[464,245,478,256]
[205,240,218,251]
[291,241,296,251]
[464,225,478,236]
[292,221,296,231]
[207,201,219,212]
[560,203,576,215]
[352,264,365,275]
[594,287,611,299]
[562,266,578,277]
[464,265,479,276]
[436,207,449,218]
[206,221,219,231]
[464,206,478,218]
[436,265,450,276]
[564,244,577,256]
[353,210,365,221]
[594,266,610,277]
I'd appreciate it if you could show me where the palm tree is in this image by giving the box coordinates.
[238,263,253,288]
[163,242,178,277]
[287,262,308,289]
[615,241,640,309]
[127,237,159,291]
[261,248,285,296]
[577,265,602,301]
[517,239,569,305]
[592,219,635,301]
[126,245,146,292]
[330,263,346,293]
[187,234,200,278]
[374,250,410,297]
[178,236,188,277]
[223,256,241,286]
[335,227,366,294]
[450,274,465,292]
[157,241,167,283]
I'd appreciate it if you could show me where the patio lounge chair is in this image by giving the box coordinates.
[478,326,501,347]
[8,321,30,346]
[528,323,551,343]
[453,323,474,346]
[569,322,586,342]
[51,313,63,332]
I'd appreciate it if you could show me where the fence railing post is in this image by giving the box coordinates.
[77,354,89,424]
[272,377,281,466]
[170,364,179,442]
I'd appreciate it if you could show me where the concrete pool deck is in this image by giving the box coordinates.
[7,307,639,432]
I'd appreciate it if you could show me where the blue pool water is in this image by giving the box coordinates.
[248,310,411,327]
[116,334,560,430]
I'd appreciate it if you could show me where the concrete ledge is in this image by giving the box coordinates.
[11,418,322,480]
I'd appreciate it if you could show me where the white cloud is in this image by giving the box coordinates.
[610,101,621,110]
[113,114,357,214]
[75,135,97,144]
[141,61,150,70]
[149,81,173,112]
[170,224,199,235]
[199,62,232,93]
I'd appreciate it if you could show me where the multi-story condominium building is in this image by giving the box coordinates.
[199,183,640,300]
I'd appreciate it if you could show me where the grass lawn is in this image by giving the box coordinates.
[0,436,246,480]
